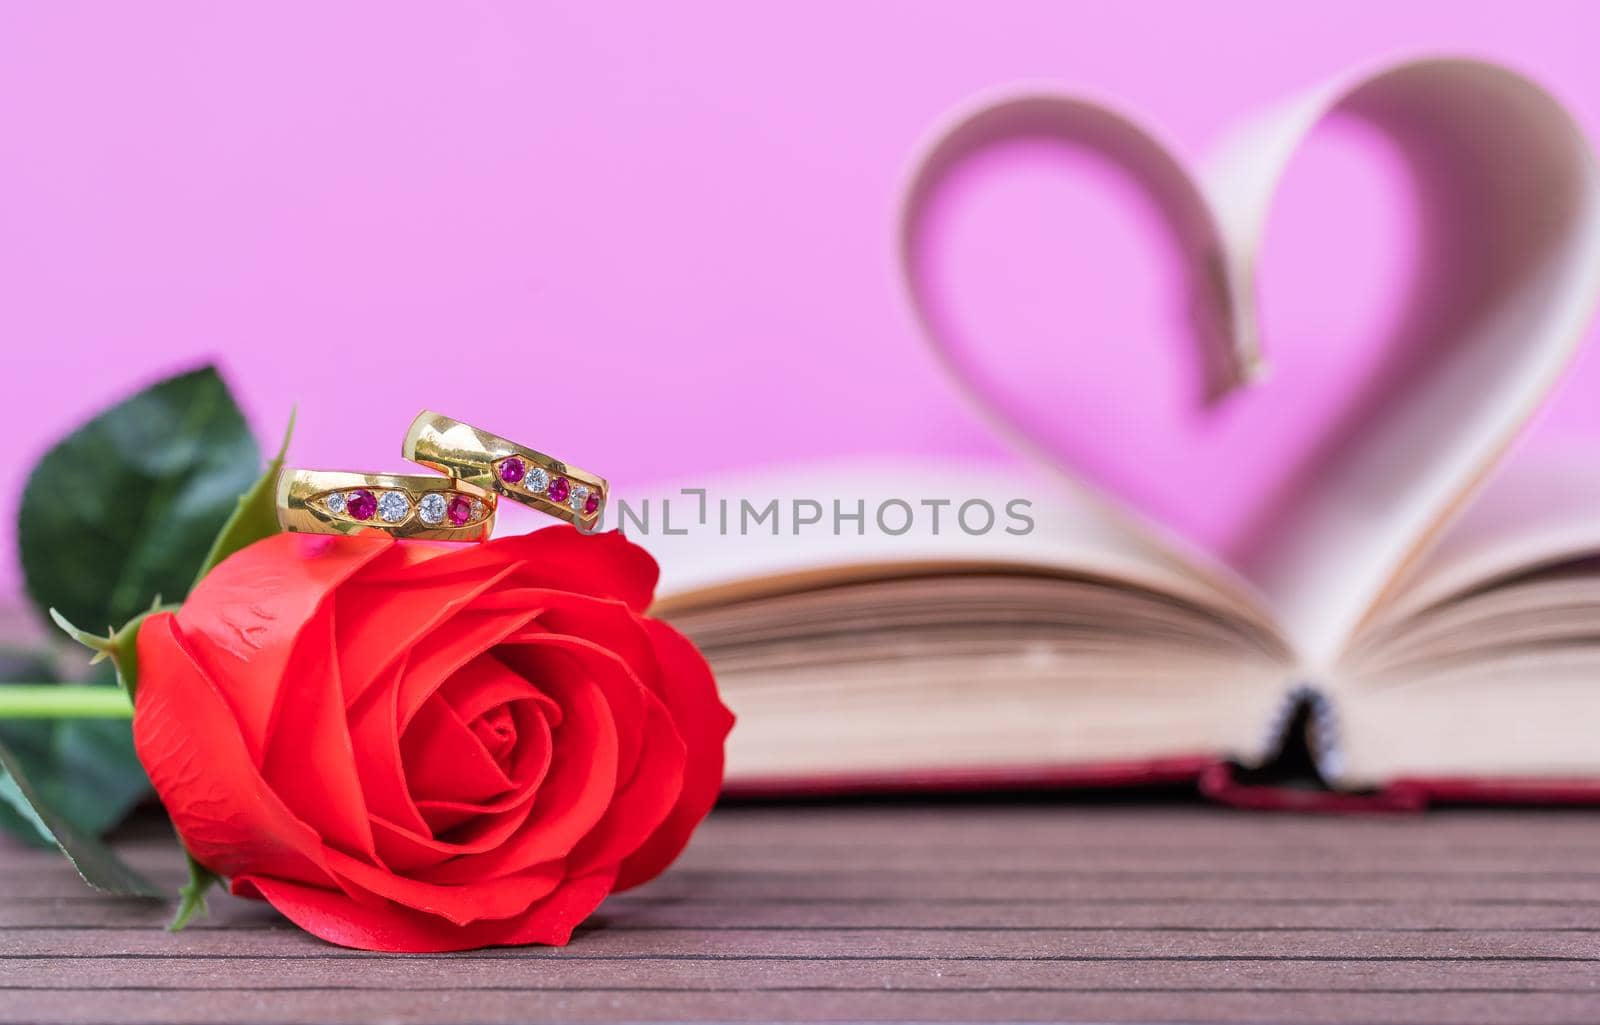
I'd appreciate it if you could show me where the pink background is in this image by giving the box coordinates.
[3,2,1599,595]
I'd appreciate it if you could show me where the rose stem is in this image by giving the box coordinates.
[0,686,134,719]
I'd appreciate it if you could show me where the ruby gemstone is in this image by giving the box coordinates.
[347,489,377,521]
[584,493,600,516]
[498,457,525,484]
[447,495,474,526]
[547,476,571,503]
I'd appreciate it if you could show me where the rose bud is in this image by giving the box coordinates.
[131,527,733,952]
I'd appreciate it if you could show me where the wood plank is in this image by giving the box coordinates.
[6,954,1600,989]
[5,804,1600,1023]
[17,879,1600,903]
[7,925,1599,958]
[6,989,1600,1025]
[32,805,1600,853]
[10,895,1600,931]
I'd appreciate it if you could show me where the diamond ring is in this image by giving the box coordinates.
[402,411,607,528]
[275,468,496,541]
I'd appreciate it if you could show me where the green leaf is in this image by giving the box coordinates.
[0,781,47,844]
[19,365,259,635]
[0,654,142,848]
[192,407,294,587]
[0,734,162,897]
[0,653,59,845]
[29,406,292,914]
[6,370,293,911]
[0,663,150,848]
[10,366,255,849]
[0,652,59,844]
[46,406,292,701]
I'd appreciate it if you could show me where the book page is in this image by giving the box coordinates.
[1203,60,1600,670]
[1360,443,1600,627]
[636,459,1280,639]
[895,59,1600,673]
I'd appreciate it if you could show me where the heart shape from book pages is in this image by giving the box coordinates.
[899,57,1600,666]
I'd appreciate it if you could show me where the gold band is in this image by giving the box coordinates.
[402,411,607,527]
[275,469,496,541]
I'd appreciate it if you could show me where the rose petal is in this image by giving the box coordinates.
[347,537,477,577]
[492,588,659,669]
[504,528,659,613]
[499,697,557,790]
[233,868,617,952]
[134,613,334,887]
[401,694,515,807]
[174,532,391,762]
[568,686,687,875]
[321,846,565,927]
[370,693,556,871]
[358,527,658,613]
[614,618,736,890]
[259,606,377,861]
[416,697,555,827]
[499,629,648,784]
[441,651,561,726]
[415,673,617,885]
[335,563,524,709]
[346,658,429,837]
[388,604,543,731]
[369,794,533,875]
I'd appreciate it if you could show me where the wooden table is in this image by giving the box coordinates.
[4,802,1599,1024]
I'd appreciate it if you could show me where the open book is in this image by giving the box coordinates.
[636,58,1600,805]
[644,452,1600,803]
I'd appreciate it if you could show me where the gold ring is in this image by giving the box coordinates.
[402,411,607,527]
[276,469,496,541]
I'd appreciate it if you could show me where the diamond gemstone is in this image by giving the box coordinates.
[418,492,447,525]
[524,466,549,494]
[347,489,377,521]
[377,490,410,523]
[568,485,589,512]
[325,491,346,515]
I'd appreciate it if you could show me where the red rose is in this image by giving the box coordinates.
[131,527,733,952]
